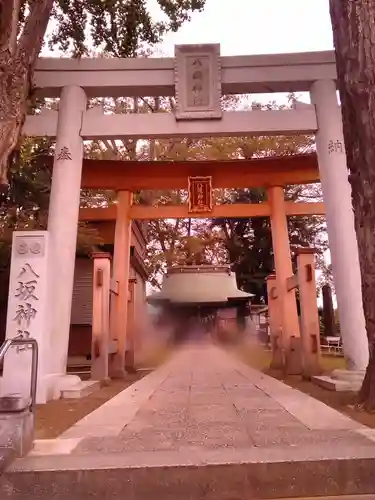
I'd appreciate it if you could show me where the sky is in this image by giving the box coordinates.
[153,0,334,104]
[154,0,333,56]
[44,0,334,58]
[43,0,334,100]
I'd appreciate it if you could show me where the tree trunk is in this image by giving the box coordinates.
[329,0,375,409]
[322,284,336,337]
[0,0,54,186]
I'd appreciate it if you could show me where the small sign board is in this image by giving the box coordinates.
[174,44,222,120]
[188,176,213,213]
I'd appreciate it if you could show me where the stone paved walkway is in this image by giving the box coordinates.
[4,344,375,499]
[71,344,372,454]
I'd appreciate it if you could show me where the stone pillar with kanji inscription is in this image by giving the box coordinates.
[311,80,368,372]
[47,85,87,388]
[1,232,51,404]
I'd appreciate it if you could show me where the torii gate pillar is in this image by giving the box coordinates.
[47,85,87,395]
[311,79,368,372]
[268,186,302,375]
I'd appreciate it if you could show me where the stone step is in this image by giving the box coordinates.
[2,447,375,499]
[312,369,365,392]
[60,380,100,400]
[312,374,362,391]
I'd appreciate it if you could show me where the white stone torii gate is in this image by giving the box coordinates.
[3,44,369,402]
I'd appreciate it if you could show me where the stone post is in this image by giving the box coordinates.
[265,274,283,369]
[125,278,137,374]
[296,248,321,378]
[109,191,133,377]
[91,252,111,382]
[47,85,87,390]
[268,186,302,375]
[310,79,369,372]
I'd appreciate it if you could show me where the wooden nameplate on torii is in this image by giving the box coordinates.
[188,176,213,214]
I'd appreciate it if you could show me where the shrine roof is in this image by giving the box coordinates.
[148,265,254,305]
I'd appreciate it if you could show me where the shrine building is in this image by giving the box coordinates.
[148,264,253,343]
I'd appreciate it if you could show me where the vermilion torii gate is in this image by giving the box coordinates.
[77,153,325,379]
[2,44,368,403]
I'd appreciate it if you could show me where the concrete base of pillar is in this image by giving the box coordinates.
[46,374,100,401]
[61,380,100,399]
[312,369,365,392]
[0,371,52,406]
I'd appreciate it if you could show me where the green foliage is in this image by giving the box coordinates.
[0,138,103,268]
[212,189,272,302]
[48,0,205,57]
[0,138,52,251]
[0,0,206,185]
[137,97,327,298]
[211,186,328,303]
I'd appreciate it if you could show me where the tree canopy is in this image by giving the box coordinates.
[0,0,206,185]
[48,0,205,57]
